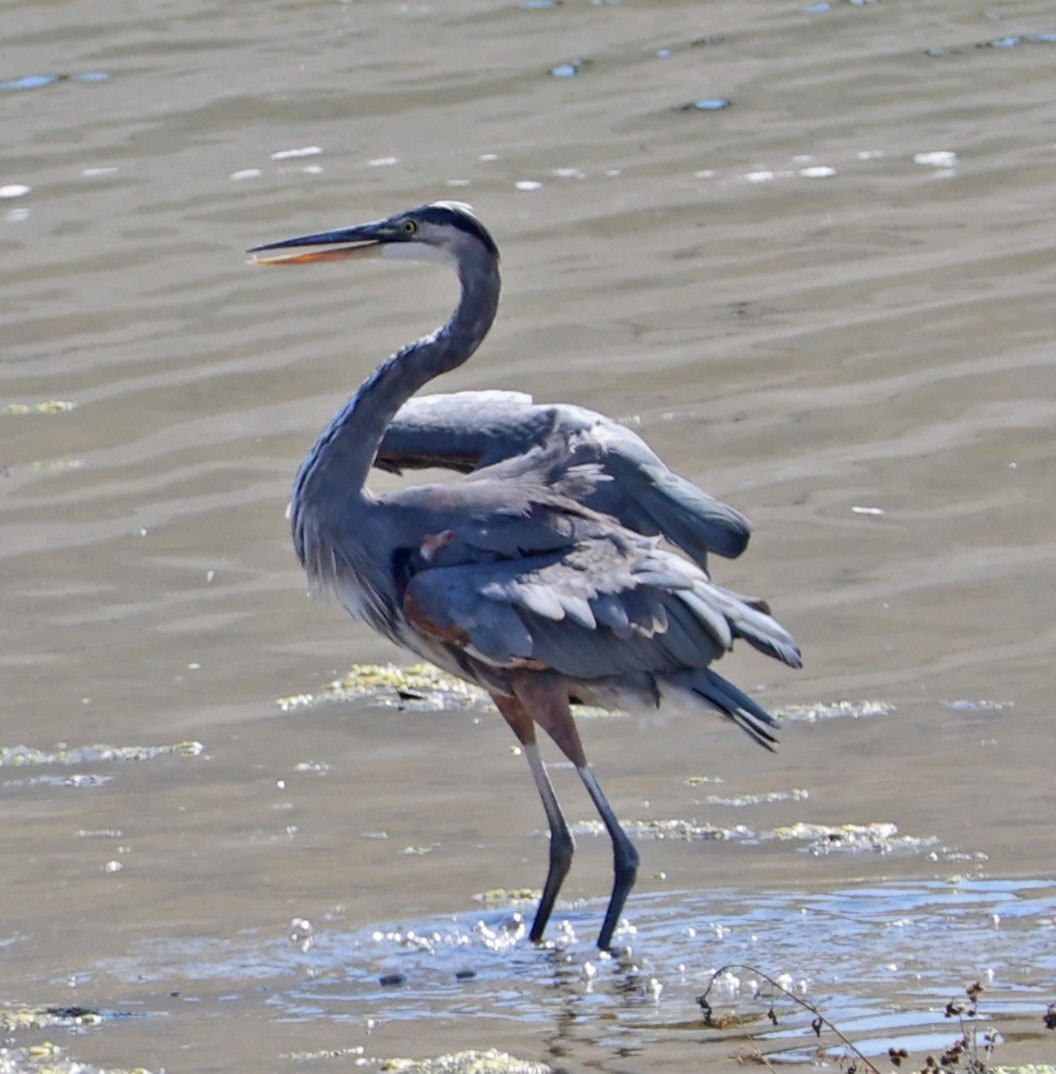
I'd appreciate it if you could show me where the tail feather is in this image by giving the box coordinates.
[663,668,781,751]
[707,584,802,670]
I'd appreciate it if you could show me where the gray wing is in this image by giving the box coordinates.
[402,527,801,683]
[375,391,752,565]
[375,391,546,473]
[384,478,797,747]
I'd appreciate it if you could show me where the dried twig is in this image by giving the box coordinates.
[697,963,884,1074]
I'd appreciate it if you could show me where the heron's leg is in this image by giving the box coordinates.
[577,764,639,950]
[511,672,639,950]
[491,693,575,944]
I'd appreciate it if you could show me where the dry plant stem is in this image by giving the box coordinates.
[697,963,884,1074]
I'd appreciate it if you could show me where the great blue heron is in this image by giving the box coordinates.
[248,202,801,950]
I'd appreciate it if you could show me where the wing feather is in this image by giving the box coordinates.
[401,524,799,682]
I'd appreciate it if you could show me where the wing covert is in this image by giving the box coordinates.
[402,533,799,681]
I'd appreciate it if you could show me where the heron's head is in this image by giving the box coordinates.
[247,202,498,272]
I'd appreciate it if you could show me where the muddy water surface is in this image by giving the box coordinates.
[3,1,1055,1071]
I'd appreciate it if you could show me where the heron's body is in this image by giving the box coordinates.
[249,202,800,949]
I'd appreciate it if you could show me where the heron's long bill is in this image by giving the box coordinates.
[246,224,389,266]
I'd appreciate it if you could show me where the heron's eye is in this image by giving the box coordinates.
[402,220,418,235]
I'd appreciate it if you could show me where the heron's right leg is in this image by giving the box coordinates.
[510,671,638,951]
[491,692,575,943]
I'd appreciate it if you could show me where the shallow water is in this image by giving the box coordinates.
[3,0,1056,1071]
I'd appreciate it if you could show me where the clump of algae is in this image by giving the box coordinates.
[276,662,488,713]
[0,742,204,767]
[382,1049,553,1074]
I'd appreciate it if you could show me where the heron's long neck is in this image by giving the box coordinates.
[298,262,500,502]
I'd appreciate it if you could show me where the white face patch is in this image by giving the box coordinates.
[380,241,458,268]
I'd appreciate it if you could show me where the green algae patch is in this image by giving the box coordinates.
[573,817,738,841]
[4,400,77,416]
[0,741,205,767]
[281,1046,366,1063]
[276,662,616,719]
[774,699,895,721]
[473,887,539,907]
[276,662,487,714]
[770,820,938,853]
[0,1008,155,1074]
[571,816,964,857]
[0,1043,154,1074]
[700,788,810,807]
[0,1007,103,1032]
[382,1049,553,1074]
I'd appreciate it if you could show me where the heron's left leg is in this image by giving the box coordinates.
[491,692,575,944]
[511,671,639,950]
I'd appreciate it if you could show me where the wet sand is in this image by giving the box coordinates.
[3,1,1055,1070]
